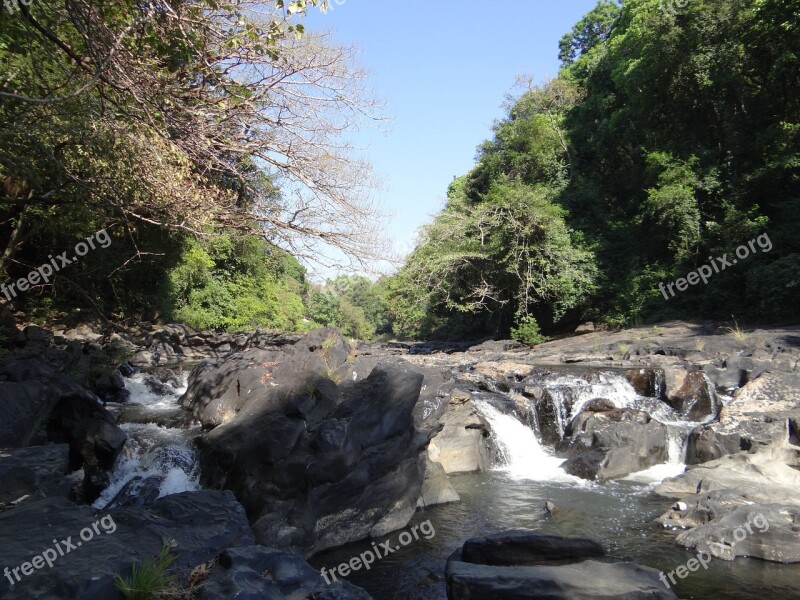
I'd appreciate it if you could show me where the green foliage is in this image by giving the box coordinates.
[165,233,308,332]
[114,546,176,600]
[511,315,548,346]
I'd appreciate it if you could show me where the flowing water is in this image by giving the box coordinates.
[99,367,800,599]
[96,371,201,509]
[310,369,800,600]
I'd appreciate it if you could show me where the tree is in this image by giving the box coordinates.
[0,0,388,281]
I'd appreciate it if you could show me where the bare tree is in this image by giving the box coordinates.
[0,0,390,270]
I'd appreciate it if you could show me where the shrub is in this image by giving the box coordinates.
[510,315,548,346]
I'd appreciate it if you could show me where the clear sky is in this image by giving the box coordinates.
[303,1,599,275]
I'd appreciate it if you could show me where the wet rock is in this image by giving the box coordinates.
[624,368,665,399]
[106,475,163,509]
[428,390,496,474]
[556,407,668,481]
[445,531,677,600]
[664,370,720,421]
[460,531,604,566]
[417,458,460,507]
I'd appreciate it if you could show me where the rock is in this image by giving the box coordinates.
[445,531,678,600]
[45,390,128,472]
[460,531,604,566]
[95,371,129,402]
[624,368,665,399]
[198,545,374,600]
[684,416,789,465]
[106,475,163,509]
[0,358,127,500]
[196,358,435,555]
[427,390,496,474]
[664,370,720,421]
[654,446,800,506]
[0,490,254,599]
[0,380,60,447]
[544,501,558,515]
[0,444,72,503]
[556,407,668,481]
[723,372,800,423]
[574,322,595,335]
[673,503,800,563]
[417,458,460,507]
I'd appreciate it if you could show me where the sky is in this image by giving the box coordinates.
[302,0,599,276]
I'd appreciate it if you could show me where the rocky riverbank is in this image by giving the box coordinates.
[0,319,798,598]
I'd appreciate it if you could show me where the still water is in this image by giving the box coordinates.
[310,472,800,600]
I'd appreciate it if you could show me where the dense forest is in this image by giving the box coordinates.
[1,0,798,341]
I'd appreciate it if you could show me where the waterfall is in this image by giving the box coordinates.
[94,371,201,509]
[473,369,698,484]
[473,399,585,484]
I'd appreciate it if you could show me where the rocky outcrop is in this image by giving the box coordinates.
[555,406,668,481]
[130,324,302,368]
[186,332,438,555]
[445,531,678,600]
[0,357,127,501]
[0,490,254,599]
[655,446,800,563]
[198,545,373,600]
[427,390,496,474]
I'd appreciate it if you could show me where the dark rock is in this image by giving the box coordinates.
[445,531,678,600]
[0,444,72,503]
[665,370,720,421]
[556,407,668,481]
[196,356,435,555]
[106,475,163,509]
[198,545,373,600]
[45,391,127,472]
[0,490,254,599]
[460,531,604,566]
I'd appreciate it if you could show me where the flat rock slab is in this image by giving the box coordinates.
[446,558,678,600]
[461,531,604,566]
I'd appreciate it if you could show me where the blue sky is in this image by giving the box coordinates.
[302,1,599,274]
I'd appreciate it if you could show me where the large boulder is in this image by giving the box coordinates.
[655,447,800,563]
[555,406,668,481]
[194,351,436,555]
[663,370,721,422]
[0,490,254,599]
[445,531,678,600]
[0,358,127,500]
[427,390,496,474]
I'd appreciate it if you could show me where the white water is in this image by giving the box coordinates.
[473,399,587,484]
[475,370,698,485]
[94,371,201,509]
